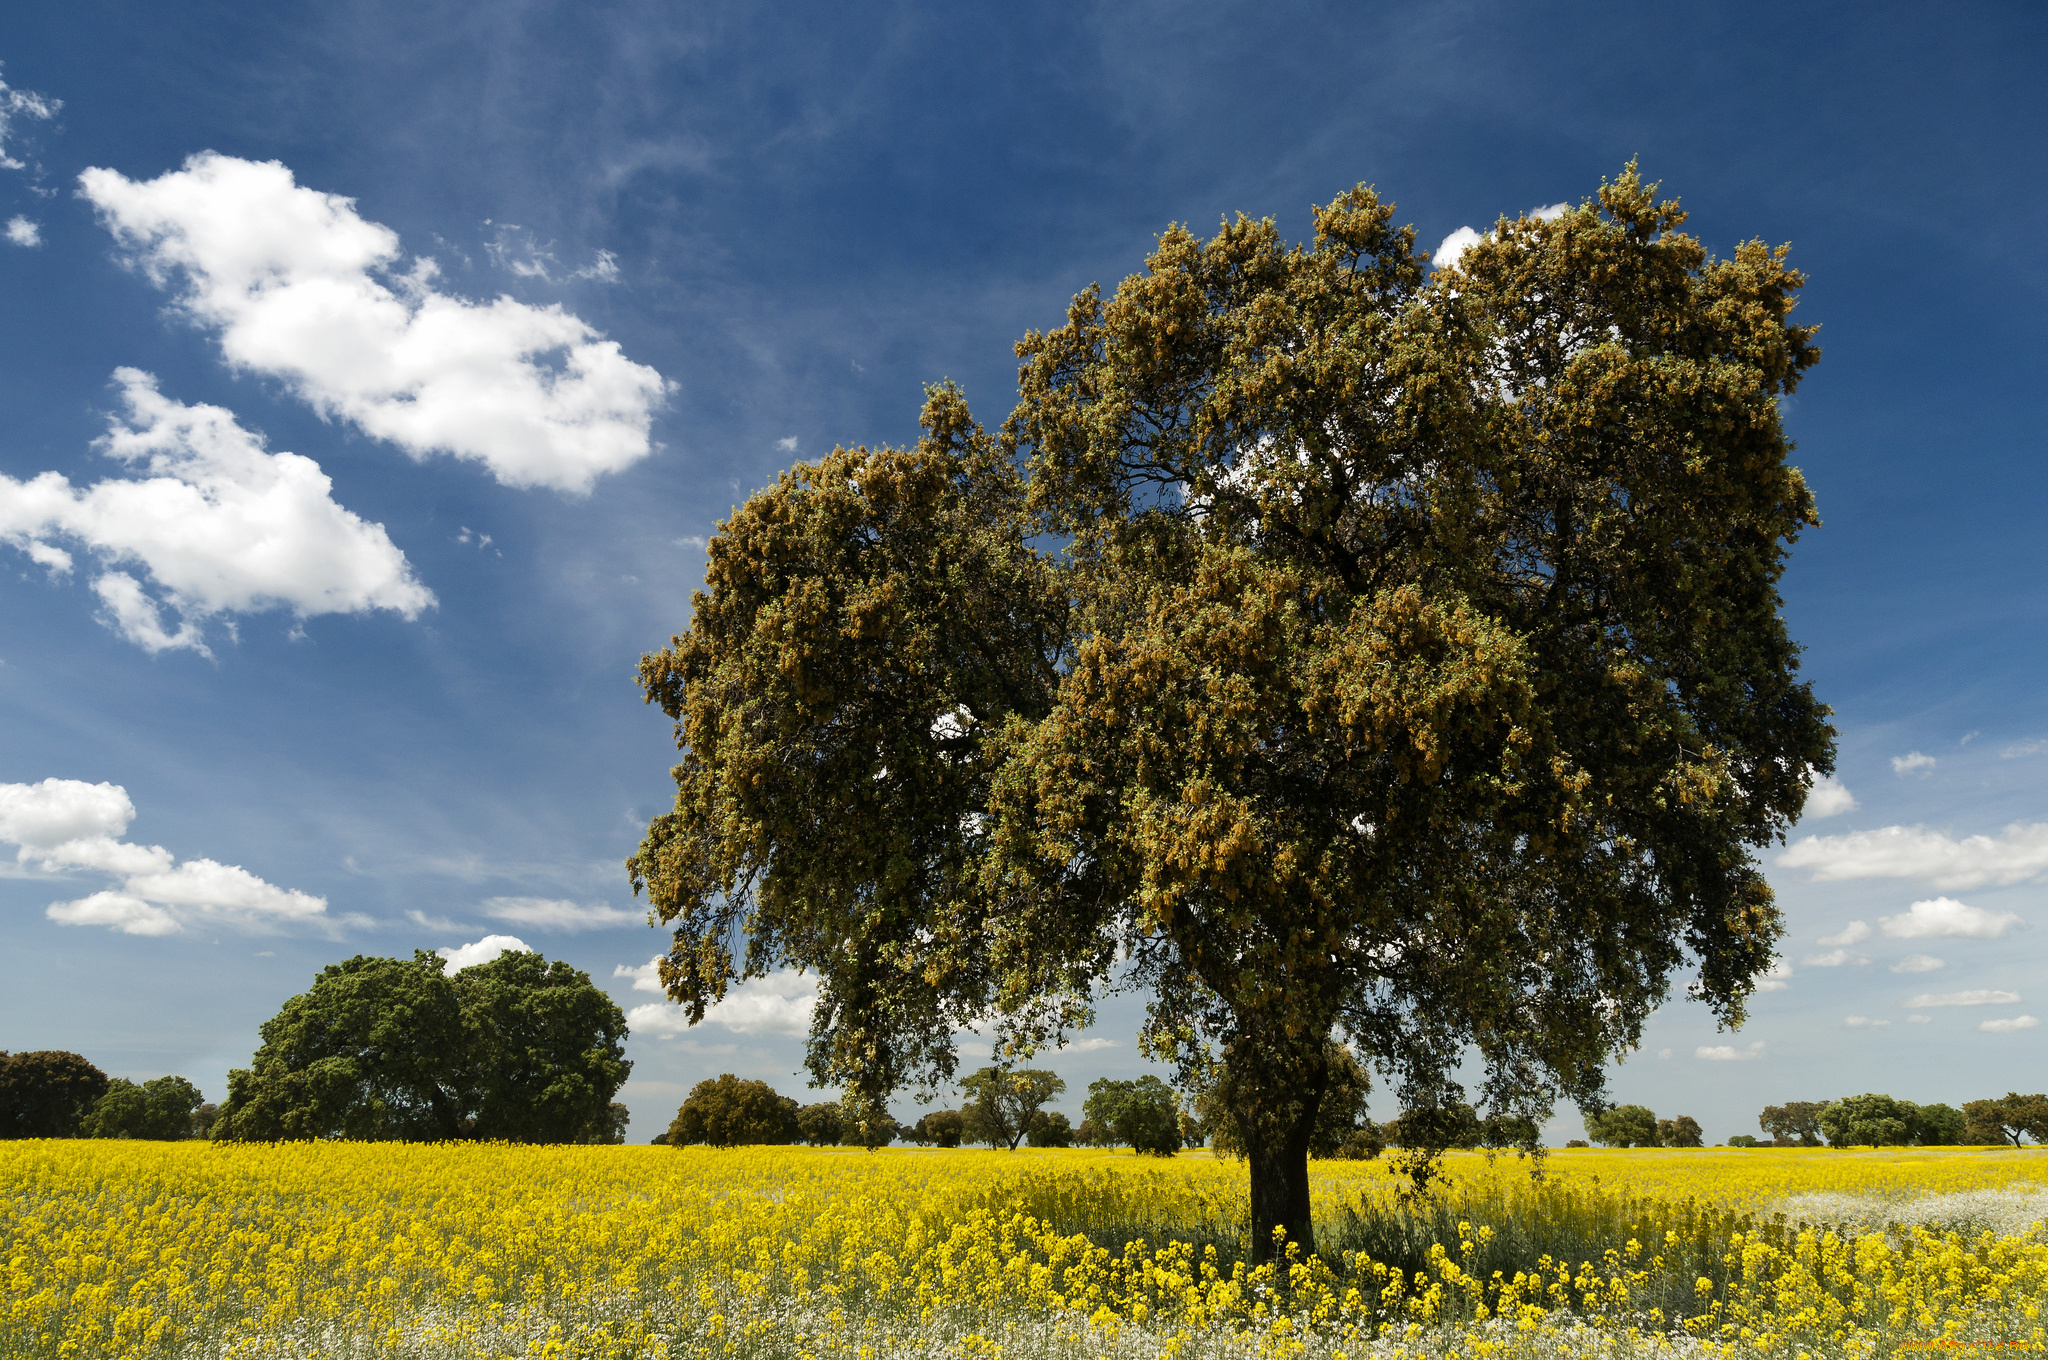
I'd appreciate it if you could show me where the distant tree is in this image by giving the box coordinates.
[1907,1102,1965,1147]
[1656,1115,1704,1148]
[913,1109,964,1148]
[1585,1104,1659,1148]
[1819,1094,1913,1148]
[649,1132,671,1145]
[1963,1094,2048,1148]
[1073,1118,1107,1148]
[667,1075,800,1147]
[1563,1139,1590,1149]
[1387,1102,1483,1151]
[1084,1076,1183,1156]
[578,1102,631,1145]
[1026,1110,1074,1147]
[82,1075,203,1141]
[841,1110,898,1149]
[1201,1042,1370,1161]
[0,1051,111,1139]
[796,1102,845,1147]
[1726,1134,1761,1148]
[189,1102,219,1139]
[459,951,634,1143]
[213,951,629,1143]
[1759,1101,1827,1147]
[956,1067,1065,1151]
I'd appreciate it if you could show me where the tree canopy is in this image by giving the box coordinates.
[1083,1075,1184,1156]
[81,1075,203,1140]
[213,950,630,1142]
[667,1074,799,1147]
[0,1051,110,1138]
[957,1067,1065,1151]
[632,165,1832,1258]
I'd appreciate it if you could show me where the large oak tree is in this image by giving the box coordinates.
[632,166,1831,1259]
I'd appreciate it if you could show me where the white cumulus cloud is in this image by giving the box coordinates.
[478,896,642,932]
[1842,1016,1889,1028]
[80,153,670,494]
[1903,989,2021,1008]
[1907,1014,1932,1023]
[1754,958,1793,992]
[613,957,665,995]
[1064,1036,1119,1053]
[1802,948,1866,968]
[1891,954,1946,974]
[1804,774,1858,818]
[1818,921,1872,947]
[1697,1041,1765,1061]
[1,777,328,934]
[1981,1015,2040,1033]
[1431,225,1483,270]
[625,968,817,1038]
[1777,823,2048,890]
[1892,751,1936,777]
[1880,897,2022,940]
[0,369,432,654]
[436,934,531,973]
[5,215,39,247]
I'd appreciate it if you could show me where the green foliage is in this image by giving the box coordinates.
[578,1102,631,1145]
[957,1067,1066,1151]
[1388,1103,1482,1151]
[1658,1115,1704,1149]
[1200,1041,1370,1161]
[630,165,1832,1258]
[1818,1093,1913,1148]
[1910,1102,1965,1147]
[0,1051,111,1139]
[1026,1109,1073,1147]
[1963,1094,2048,1148]
[839,1112,899,1149]
[1083,1076,1183,1157]
[796,1102,844,1147]
[1585,1104,1659,1148]
[213,950,630,1142]
[459,951,635,1143]
[667,1075,800,1147]
[1726,1134,1761,1148]
[911,1109,964,1148]
[1759,1101,1827,1147]
[81,1075,203,1140]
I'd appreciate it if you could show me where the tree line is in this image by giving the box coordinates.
[0,1050,212,1140]
[3,948,632,1145]
[1733,1094,2048,1148]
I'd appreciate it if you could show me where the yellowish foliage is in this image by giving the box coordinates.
[4,1141,2045,1358]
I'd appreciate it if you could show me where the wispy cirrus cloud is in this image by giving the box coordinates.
[479,896,642,931]
[1903,989,2020,1008]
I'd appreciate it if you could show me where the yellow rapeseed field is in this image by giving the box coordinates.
[4,1140,2045,1359]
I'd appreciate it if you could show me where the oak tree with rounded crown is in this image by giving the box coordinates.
[632,164,1832,1261]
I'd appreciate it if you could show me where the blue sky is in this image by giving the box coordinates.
[1,1,2043,1145]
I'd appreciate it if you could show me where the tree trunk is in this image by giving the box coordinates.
[1244,1108,1318,1265]
[1240,1054,1331,1265]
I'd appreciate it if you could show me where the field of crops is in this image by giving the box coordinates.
[5,1140,2046,1359]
